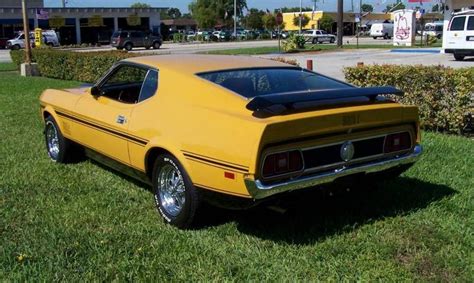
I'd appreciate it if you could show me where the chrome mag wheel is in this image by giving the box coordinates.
[45,121,60,160]
[157,164,186,217]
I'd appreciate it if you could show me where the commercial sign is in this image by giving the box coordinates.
[49,16,65,28]
[34,28,42,47]
[88,15,103,27]
[127,14,141,26]
[392,10,415,47]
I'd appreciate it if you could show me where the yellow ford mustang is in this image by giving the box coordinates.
[40,55,422,228]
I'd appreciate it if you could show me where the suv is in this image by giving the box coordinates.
[303,29,336,44]
[111,30,162,51]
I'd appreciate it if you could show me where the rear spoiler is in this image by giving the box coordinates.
[246,86,403,113]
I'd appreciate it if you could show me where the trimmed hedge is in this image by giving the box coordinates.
[344,65,474,134]
[10,49,136,83]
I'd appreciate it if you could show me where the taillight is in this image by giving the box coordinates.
[384,132,412,153]
[262,150,303,179]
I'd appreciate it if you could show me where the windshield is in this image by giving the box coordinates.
[197,67,351,98]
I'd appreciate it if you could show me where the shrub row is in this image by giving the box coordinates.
[344,64,474,134]
[10,49,136,83]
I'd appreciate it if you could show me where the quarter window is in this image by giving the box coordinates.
[450,16,466,31]
[138,70,159,102]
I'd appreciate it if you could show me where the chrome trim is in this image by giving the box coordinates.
[245,144,422,199]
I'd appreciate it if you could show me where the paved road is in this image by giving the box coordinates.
[0,37,391,62]
[261,49,474,80]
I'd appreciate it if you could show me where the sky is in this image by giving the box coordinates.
[44,0,437,13]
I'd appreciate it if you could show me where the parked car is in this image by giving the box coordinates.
[40,55,423,228]
[7,30,60,50]
[211,31,231,41]
[303,29,336,44]
[370,23,393,39]
[185,30,196,41]
[444,8,474,61]
[196,30,212,41]
[424,22,444,39]
[111,30,162,51]
[0,38,7,49]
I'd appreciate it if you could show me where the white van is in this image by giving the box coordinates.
[370,23,393,39]
[7,30,60,50]
[424,22,444,39]
[444,9,474,61]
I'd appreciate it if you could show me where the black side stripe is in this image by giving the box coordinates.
[56,111,148,146]
[182,150,249,170]
[183,152,249,173]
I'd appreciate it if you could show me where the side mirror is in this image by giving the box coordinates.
[90,86,101,97]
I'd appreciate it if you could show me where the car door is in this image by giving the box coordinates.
[74,64,149,164]
[447,16,467,49]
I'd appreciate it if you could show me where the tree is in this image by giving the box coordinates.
[167,8,182,19]
[432,3,445,12]
[384,0,405,13]
[361,4,373,13]
[130,2,151,8]
[279,7,312,13]
[293,14,310,29]
[262,13,277,30]
[189,0,247,28]
[318,14,333,32]
[242,8,264,30]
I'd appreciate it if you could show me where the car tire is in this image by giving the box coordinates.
[116,47,123,50]
[383,34,389,39]
[44,116,74,163]
[454,54,465,61]
[153,41,161,49]
[12,44,20,50]
[312,38,318,44]
[330,38,335,43]
[124,42,133,51]
[437,34,442,39]
[153,154,201,229]
[373,36,377,40]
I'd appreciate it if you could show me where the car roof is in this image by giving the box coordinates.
[125,55,292,75]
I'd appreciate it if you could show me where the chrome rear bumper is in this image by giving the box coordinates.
[245,145,422,199]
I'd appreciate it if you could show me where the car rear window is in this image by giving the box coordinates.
[197,68,351,98]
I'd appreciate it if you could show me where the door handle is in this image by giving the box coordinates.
[116,115,127,124]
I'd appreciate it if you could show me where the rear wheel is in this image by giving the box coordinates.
[312,38,318,44]
[153,154,201,229]
[373,36,377,40]
[124,42,133,51]
[330,37,335,43]
[153,41,161,49]
[383,34,389,39]
[454,54,465,61]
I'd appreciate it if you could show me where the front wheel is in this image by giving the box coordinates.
[312,38,318,44]
[124,42,133,51]
[153,41,161,49]
[330,38,335,43]
[454,54,465,61]
[44,116,74,163]
[153,154,201,229]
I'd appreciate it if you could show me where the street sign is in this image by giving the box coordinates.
[276,12,283,26]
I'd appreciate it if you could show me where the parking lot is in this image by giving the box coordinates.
[263,49,474,80]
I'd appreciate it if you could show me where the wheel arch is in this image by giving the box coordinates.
[144,145,191,181]
[41,106,65,132]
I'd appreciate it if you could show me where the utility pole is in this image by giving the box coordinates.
[233,0,237,39]
[337,0,343,47]
[299,0,302,34]
[21,0,31,64]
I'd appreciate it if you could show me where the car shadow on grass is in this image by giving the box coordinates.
[196,177,456,244]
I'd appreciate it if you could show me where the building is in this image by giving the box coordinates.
[0,0,165,44]
[442,0,473,52]
[282,11,392,35]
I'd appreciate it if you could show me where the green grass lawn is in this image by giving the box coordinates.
[1,68,473,281]
[204,43,442,55]
[0,62,16,72]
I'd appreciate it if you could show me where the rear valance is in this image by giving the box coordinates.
[246,86,404,113]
